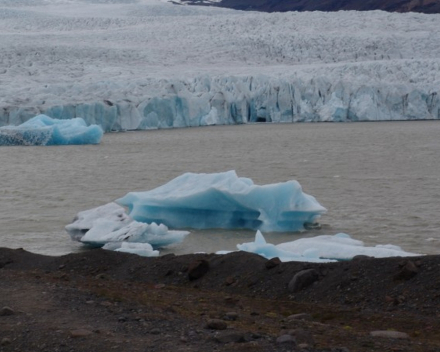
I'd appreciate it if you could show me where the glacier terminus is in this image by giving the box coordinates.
[0,0,439,130]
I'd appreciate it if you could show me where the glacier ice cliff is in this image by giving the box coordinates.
[116,171,326,232]
[1,2,439,130]
[0,114,103,146]
[1,75,439,132]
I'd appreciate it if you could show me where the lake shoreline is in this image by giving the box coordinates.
[1,247,439,351]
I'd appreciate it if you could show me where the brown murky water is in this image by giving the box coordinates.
[1,121,440,256]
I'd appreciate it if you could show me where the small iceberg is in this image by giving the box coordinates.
[116,171,326,232]
[276,233,420,260]
[105,242,160,257]
[236,230,335,263]
[66,203,189,256]
[226,231,420,262]
[0,115,103,146]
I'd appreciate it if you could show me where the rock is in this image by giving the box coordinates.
[0,306,14,316]
[70,329,93,338]
[1,338,11,346]
[276,334,297,346]
[95,273,108,280]
[205,319,227,330]
[280,328,314,346]
[0,259,13,269]
[287,313,313,321]
[370,330,409,339]
[188,259,210,281]
[265,257,282,269]
[224,296,239,305]
[223,312,239,321]
[224,276,236,286]
[352,255,373,261]
[150,328,161,335]
[394,260,418,280]
[214,332,245,343]
[292,329,315,346]
[288,269,319,293]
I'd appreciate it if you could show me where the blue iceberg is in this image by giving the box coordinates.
[0,114,103,146]
[116,171,327,232]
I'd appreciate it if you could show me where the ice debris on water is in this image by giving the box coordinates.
[65,203,189,256]
[116,170,326,232]
[227,231,420,262]
[106,242,159,257]
[0,115,103,146]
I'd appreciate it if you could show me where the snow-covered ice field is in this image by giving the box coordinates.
[1,0,439,129]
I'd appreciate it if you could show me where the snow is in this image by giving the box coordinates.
[65,202,189,253]
[0,0,439,129]
[0,114,103,146]
[227,231,420,262]
[116,171,326,232]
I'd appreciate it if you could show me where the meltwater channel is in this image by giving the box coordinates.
[1,121,440,256]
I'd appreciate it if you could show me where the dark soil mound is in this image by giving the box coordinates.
[1,248,440,351]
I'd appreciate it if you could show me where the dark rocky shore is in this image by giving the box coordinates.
[1,247,440,351]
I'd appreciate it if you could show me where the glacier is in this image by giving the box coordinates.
[226,231,419,262]
[116,171,326,232]
[65,202,189,252]
[0,0,439,130]
[0,115,103,146]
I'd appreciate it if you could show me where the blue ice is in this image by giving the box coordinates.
[231,231,420,262]
[116,171,327,232]
[235,230,335,263]
[0,114,103,146]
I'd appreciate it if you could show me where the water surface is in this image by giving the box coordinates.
[1,121,439,256]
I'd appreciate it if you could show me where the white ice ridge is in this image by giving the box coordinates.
[224,231,420,262]
[0,0,439,129]
[65,202,189,253]
[0,114,103,146]
[116,171,326,232]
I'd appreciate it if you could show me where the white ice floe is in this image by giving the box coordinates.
[276,233,420,260]
[116,170,326,232]
[0,114,103,146]
[0,1,439,129]
[105,242,160,257]
[236,230,336,263]
[229,231,420,262]
[65,202,131,241]
[65,202,189,253]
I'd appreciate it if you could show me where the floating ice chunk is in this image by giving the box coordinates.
[235,231,335,263]
[0,115,103,146]
[231,231,420,262]
[116,171,326,232]
[80,219,188,248]
[65,203,131,241]
[110,242,160,257]
[66,202,189,249]
[276,233,420,260]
